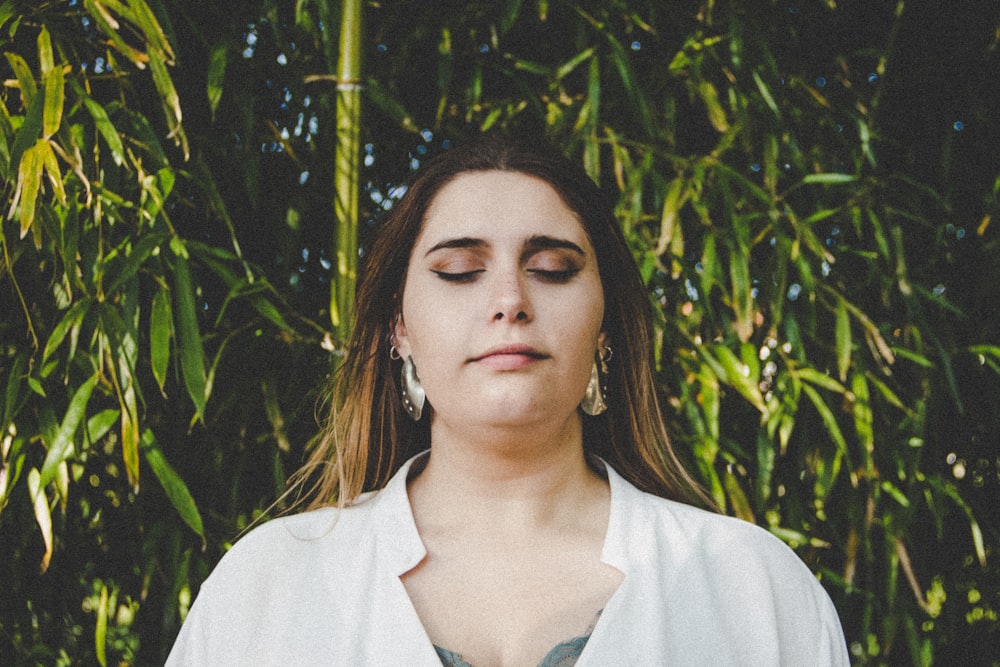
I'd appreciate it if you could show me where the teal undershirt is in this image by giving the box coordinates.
[432,610,600,667]
[434,631,591,667]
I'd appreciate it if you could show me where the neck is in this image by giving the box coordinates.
[407,412,607,535]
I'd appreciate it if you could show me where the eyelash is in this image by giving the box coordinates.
[432,268,580,283]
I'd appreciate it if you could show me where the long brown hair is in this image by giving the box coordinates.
[291,136,713,510]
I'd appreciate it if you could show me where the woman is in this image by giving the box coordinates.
[167,138,848,666]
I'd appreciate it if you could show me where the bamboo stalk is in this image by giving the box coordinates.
[331,0,362,343]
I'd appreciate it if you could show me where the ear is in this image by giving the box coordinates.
[597,331,610,354]
[392,314,411,358]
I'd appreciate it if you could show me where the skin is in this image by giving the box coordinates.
[394,172,623,667]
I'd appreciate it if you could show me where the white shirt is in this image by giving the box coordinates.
[167,454,849,665]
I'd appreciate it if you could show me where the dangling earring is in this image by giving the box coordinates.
[581,346,612,416]
[399,354,426,421]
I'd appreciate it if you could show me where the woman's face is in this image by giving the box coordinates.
[394,170,606,431]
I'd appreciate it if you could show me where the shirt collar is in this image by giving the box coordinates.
[366,450,640,576]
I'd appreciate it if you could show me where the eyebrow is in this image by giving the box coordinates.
[424,235,586,257]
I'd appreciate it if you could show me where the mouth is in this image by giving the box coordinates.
[470,344,549,370]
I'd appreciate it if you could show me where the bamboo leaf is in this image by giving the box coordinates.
[604,31,653,137]
[41,65,64,139]
[796,367,847,394]
[207,41,227,118]
[881,480,910,507]
[106,232,166,295]
[8,68,46,176]
[698,80,729,133]
[850,373,874,470]
[891,347,935,369]
[802,173,856,184]
[141,430,204,538]
[42,299,91,365]
[654,177,685,257]
[172,251,207,418]
[2,354,28,430]
[95,583,109,666]
[82,97,125,166]
[14,139,44,237]
[86,409,120,444]
[141,167,175,223]
[122,0,175,58]
[555,47,594,80]
[84,0,148,67]
[713,345,766,412]
[752,70,781,118]
[150,287,172,392]
[723,469,755,522]
[39,373,99,489]
[801,382,848,455]
[756,431,775,507]
[117,355,141,490]
[27,468,53,572]
[364,78,418,132]
[5,52,37,106]
[148,46,187,157]
[835,297,851,381]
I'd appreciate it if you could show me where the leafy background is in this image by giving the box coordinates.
[2,0,998,664]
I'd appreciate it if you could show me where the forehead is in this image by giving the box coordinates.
[416,170,589,246]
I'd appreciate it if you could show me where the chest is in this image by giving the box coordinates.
[400,541,623,667]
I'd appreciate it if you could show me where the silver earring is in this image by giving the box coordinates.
[581,347,611,416]
[400,356,426,421]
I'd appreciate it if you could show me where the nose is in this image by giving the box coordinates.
[490,271,532,323]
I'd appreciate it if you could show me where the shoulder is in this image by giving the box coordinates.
[205,497,379,582]
[607,468,811,574]
[628,487,824,592]
[606,475,848,663]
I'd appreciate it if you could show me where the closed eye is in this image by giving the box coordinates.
[529,268,581,283]
[432,269,484,283]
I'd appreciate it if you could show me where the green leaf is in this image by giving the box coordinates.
[723,469,755,522]
[2,353,28,430]
[173,251,207,418]
[84,0,147,66]
[39,373,99,489]
[141,430,204,538]
[150,286,172,392]
[207,41,227,118]
[42,298,92,365]
[365,78,418,132]
[555,47,594,81]
[147,46,187,157]
[713,344,766,412]
[891,347,935,369]
[41,65,64,139]
[95,584,108,667]
[880,480,910,508]
[698,80,729,133]
[9,76,44,178]
[36,26,54,73]
[106,232,166,295]
[850,373,874,468]
[38,136,65,205]
[795,367,847,394]
[82,97,125,166]
[5,52,37,106]
[14,139,44,237]
[28,468,53,572]
[752,70,781,118]
[835,297,851,381]
[802,173,856,184]
[801,382,848,455]
[86,409,120,444]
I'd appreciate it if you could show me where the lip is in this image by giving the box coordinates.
[471,344,548,370]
